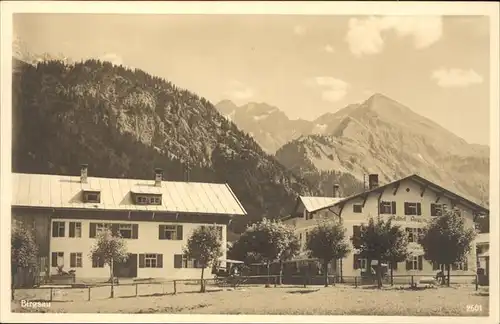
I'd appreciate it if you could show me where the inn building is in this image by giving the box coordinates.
[11,165,247,282]
[283,174,489,278]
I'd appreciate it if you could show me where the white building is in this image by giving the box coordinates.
[11,166,247,281]
[284,174,488,278]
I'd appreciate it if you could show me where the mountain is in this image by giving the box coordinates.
[215,100,313,154]
[11,57,320,235]
[275,93,489,206]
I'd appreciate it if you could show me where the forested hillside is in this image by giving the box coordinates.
[12,58,320,235]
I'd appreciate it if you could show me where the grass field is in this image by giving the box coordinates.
[11,283,489,316]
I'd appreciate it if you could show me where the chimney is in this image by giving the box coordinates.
[80,164,88,184]
[333,184,340,198]
[154,168,163,187]
[368,174,379,190]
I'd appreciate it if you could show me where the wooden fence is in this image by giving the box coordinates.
[11,274,481,302]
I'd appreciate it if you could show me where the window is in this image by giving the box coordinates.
[430,203,443,217]
[84,191,101,203]
[353,204,363,213]
[135,194,162,205]
[92,255,105,268]
[406,256,423,270]
[69,222,82,238]
[52,221,65,237]
[70,253,83,268]
[118,224,132,239]
[404,202,422,216]
[51,252,64,267]
[90,223,116,238]
[452,261,468,271]
[379,201,396,214]
[406,228,423,243]
[173,254,199,268]
[96,223,111,235]
[353,254,367,270]
[159,225,183,240]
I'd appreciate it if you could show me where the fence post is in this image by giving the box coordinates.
[411,275,414,288]
[391,275,394,286]
[354,276,358,288]
[475,275,478,291]
[88,287,91,301]
[50,288,53,302]
[173,280,177,295]
[135,283,138,297]
[274,276,277,288]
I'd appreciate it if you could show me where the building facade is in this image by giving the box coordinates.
[11,166,247,281]
[284,174,488,279]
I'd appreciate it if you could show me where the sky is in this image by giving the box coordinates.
[13,14,491,145]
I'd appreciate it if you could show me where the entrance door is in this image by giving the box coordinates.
[113,253,138,278]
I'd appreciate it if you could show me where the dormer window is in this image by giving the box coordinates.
[83,190,101,203]
[135,194,162,205]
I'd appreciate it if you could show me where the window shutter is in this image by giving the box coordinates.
[70,253,76,268]
[132,224,139,239]
[353,254,359,269]
[391,201,396,214]
[406,260,411,270]
[69,222,75,238]
[378,202,383,214]
[418,256,423,270]
[176,225,183,240]
[404,203,409,215]
[51,252,57,267]
[52,223,57,237]
[157,254,163,268]
[430,204,435,216]
[111,224,119,236]
[417,203,422,216]
[89,223,96,238]
[139,254,145,268]
[174,254,183,268]
[159,225,165,240]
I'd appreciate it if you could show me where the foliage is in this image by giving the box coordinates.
[419,207,476,285]
[352,217,409,288]
[184,225,223,292]
[89,229,128,297]
[12,57,319,234]
[306,218,350,286]
[233,218,299,286]
[11,220,39,270]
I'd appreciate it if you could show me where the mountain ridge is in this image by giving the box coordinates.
[216,95,489,207]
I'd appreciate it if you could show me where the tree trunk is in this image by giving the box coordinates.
[266,262,271,288]
[377,259,382,288]
[11,266,16,301]
[323,260,329,287]
[446,264,451,287]
[110,259,114,298]
[390,262,394,286]
[200,267,205,293]
[279,260,283,285]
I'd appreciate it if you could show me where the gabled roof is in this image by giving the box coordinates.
[318,174,489,215]
[11,172,247,216]
[296,196,344,213]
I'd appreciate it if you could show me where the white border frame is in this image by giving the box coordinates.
[1,1,498,324]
